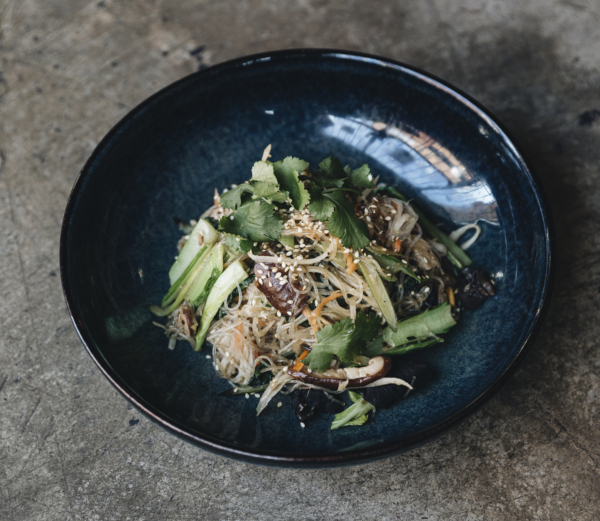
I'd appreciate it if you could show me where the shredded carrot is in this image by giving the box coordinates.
[301,290,343,335]
[313,290,342,320]
[446,287,456,307]
[345,253,358,274]
[393,239,402,253]
[292,350,309,371]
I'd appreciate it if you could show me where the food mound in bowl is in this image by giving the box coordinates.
[150,145,495,429]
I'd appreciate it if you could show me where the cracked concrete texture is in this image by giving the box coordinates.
[0,0,599,519]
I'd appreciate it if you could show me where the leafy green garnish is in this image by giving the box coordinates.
[219,200,283,242]
[323,191,370,250]
[347,164,375,188]
[224,235,256,255]
[331,391,374,430]
[273,157,310,210]
[251,161,278,183]
[220,184,253,210]
[314,156,346,188]
[304,311,382,372]
[307,186,335,221]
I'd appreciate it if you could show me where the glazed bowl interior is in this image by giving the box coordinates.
[61,50,552,467]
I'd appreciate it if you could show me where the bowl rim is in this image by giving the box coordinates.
[60,47,555,468]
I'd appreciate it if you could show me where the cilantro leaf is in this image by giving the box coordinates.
[251,161,278,184]
[323,191,370,250]
[347,164,375,188]
[224,234,256,255]
[307,186,335,221]
[219,200,283,242]
[313,156,347,188]
[251,181,288,203]
[304,311,383,372]
[273,157,311,210]
[220,184,253,210]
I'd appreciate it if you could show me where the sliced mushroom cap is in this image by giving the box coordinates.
[254,252,308,316]
[287,356,392,390]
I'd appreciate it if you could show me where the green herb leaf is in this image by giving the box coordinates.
[313,156,347,188]
[219,200,283,242]
[304,311,382,372]
[307,186,335,221]
[323,191,370,250]
[251,161,278,184]
[273,157,311,210]
[224,235,256,255]
[220,184,253,210]
[251,181,289,203]
[347,164,375,188]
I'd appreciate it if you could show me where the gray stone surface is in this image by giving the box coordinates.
[0,0,599,519]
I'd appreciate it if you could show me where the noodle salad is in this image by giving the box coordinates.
[151,146,496,429]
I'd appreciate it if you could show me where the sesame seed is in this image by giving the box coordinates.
[373,197,378,202]
[288,311,292,316]
[324,230,329,234]
[205,355,211,359]
[297,255,303,260]
[366,216,372,222]
[277,311,282,317]
[254,242,258,246]
[272,268,278,272]
[245,393,250,399]
[297,267,302,272]
[300,422,306,428]
[286,251,292,256]
[353,259,359,264]
[252,300,256,305]
[258,279,263,284]
[257,270,263,274]
[298,227,303,233]
[385,216,391,221]
[354,251,360,257]
[277,402,282,407]
[269,282,273,287]
[229,215,234,220]
[287,300,294,304]
[391,210,397,214]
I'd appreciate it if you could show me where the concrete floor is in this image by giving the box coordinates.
[1,0,599,519]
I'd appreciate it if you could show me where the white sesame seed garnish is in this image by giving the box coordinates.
[254,242,258,246]
[257,270,263,274]
[366,216,372,222]
[286,251,292,256]
[258,279,263,284]
[300,422,305,428]
[277,402,282,407]
[287,311,292,316]
[353,259,359,264]
[269,282,273,287]
[245,393,250,399]
[298,227,303,233]
[206,355,211,359]
[385,216,391,221]
[391,210,397,214]
[373,197,378,202]
[277,311,282,317]
[287,300,294,304]
[229,215,234,220]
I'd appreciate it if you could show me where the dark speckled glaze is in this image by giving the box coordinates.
[60,49,554,468]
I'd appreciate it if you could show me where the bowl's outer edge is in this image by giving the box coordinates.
[60,48,555,468]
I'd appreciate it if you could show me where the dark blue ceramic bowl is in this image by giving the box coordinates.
[60,49,553,467]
